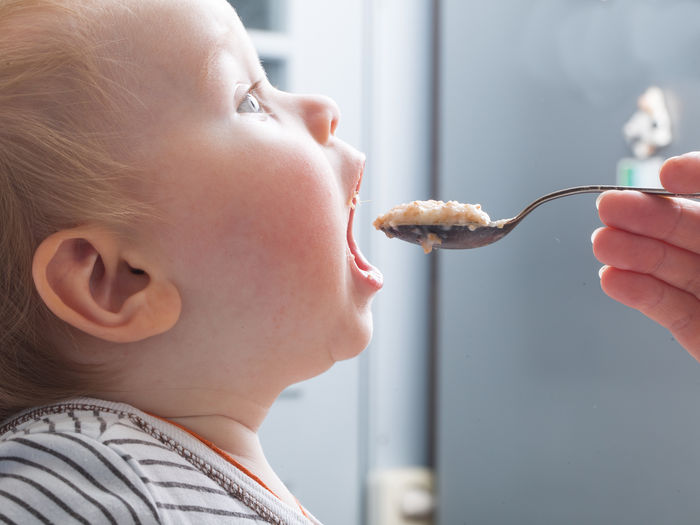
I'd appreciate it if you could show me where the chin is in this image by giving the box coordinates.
[330,306,375,362]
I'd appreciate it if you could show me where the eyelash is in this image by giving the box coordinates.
[237,82,266,115]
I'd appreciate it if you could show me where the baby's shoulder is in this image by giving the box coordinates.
[0,399,285,525]
[0,400,164,524]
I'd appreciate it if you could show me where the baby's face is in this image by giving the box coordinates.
[122,0,382,383]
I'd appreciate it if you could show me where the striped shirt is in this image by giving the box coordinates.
[0,398,321,525]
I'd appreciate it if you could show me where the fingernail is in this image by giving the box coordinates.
[595,193,605,210]
[598,265,608,278]
[591,227,603,243]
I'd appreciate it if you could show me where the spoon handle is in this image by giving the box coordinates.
[513,185,700,224]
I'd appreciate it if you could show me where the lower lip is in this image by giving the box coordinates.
[348,207,383,291]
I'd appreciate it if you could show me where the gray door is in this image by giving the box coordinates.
[436,1,700,523]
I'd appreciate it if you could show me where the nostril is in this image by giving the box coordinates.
[329,98,341,136]
[301,94,340,143]
[330,111,339,136]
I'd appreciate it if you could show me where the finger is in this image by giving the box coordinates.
[593,227,700,299]
[597,190,700,255]
[660,152,700,194]
[599,267,700,361]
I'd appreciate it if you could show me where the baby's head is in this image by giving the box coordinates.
[0,0,382,421]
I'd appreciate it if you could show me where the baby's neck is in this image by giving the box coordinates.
[168,414,299,510]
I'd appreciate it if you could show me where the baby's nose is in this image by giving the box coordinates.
[299,94,340,144]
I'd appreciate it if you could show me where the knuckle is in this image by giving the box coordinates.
[668,299,700,334]
[643,284,666,311]
[648,243,668,275]
[659,199,684,240]
[685,275,700,298]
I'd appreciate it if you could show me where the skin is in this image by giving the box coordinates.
[593,152,700,362]
[32,0,383,510]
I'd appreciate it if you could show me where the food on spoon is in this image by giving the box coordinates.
[421,232,442,253]
[373,200,492,230]
[373,199,506,253]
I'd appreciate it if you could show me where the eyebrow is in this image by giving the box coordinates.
[197,50,266,101]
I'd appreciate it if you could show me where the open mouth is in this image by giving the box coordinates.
[347,169,383,289]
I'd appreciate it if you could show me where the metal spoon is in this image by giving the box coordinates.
[378,185,700,250]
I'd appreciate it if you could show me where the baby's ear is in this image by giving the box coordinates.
[32,227,181,343]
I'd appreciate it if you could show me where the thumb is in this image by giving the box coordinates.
[660,152,700,193]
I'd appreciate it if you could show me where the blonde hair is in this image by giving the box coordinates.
[0,0,151,421]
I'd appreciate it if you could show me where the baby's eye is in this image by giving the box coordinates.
[238,93,264,114]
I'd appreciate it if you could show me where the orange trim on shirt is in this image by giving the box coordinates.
[149,414,276,495]
[295,498,311,519]
[148,414,310,519]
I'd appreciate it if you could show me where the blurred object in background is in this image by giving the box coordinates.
[617,86,672,187]
[366,468,434,525]
[623,86,672,160]
[616,156,664,188]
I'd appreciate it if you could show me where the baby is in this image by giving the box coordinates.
[0,0,382,523]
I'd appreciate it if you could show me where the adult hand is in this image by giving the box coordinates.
[593,152,700,360]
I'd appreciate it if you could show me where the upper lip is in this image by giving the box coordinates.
[351,155,366,206]
[346,156,365,240]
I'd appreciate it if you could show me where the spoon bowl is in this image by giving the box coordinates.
[378,185,700,251]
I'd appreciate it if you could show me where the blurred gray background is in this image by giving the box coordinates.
[435,1,700,523]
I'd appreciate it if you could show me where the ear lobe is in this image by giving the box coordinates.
[33,228,181,343]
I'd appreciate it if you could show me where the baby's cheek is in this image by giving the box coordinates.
[267,185,344,275]
[236,166,344,285]
[258,156,341,243]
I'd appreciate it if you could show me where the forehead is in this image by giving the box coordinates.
[115,0,261,103]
